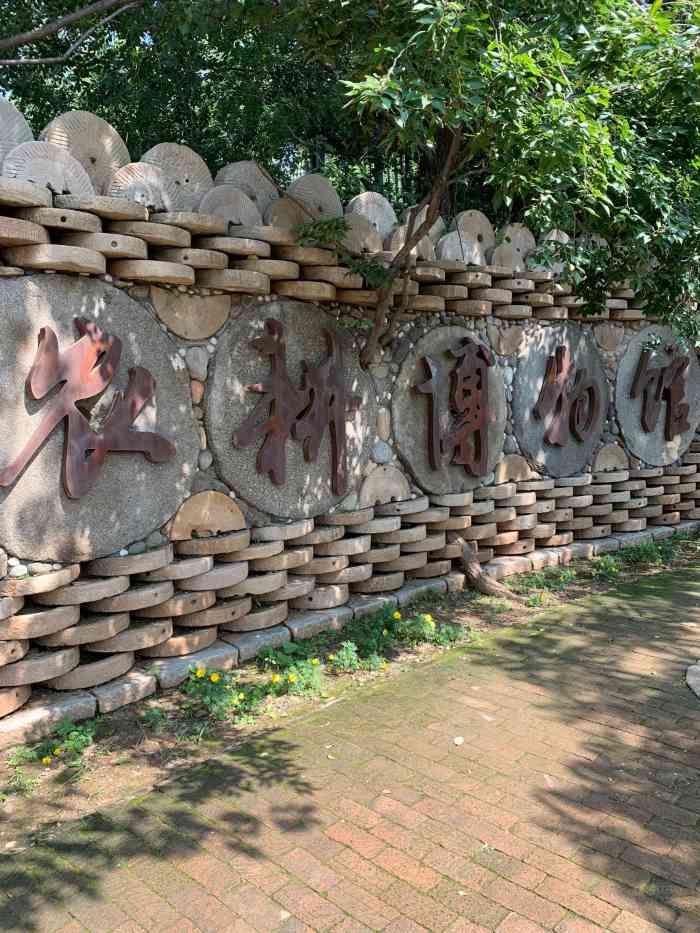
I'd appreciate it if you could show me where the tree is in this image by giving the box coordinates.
[290,0,700,353]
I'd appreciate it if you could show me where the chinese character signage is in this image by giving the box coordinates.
[415,337,493,476]
[616,327,700,466]
[233,319,360,495]
[511,324,606,478]
[533,345,601,447]
[0,317,175,499]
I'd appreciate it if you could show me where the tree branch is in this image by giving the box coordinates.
[0,1,142,67]
[0,0,138,51]
[360,127,463,368]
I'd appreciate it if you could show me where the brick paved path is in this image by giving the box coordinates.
[3,570,700,932]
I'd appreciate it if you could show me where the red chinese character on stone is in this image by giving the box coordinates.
[0,318,175,499]
[533,345,600,446]
[415,337,493,476]
[630,344,690,441]
[233,319,360,494]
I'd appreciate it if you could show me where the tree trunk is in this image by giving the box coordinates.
[453,536,523,600]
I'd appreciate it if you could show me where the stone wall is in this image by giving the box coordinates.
[1,104,699,742]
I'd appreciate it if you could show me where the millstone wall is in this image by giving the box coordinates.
[1,104,699,744]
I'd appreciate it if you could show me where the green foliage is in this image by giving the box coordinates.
[618,535,683,567]
[181,666,247,721]
[3,768,38,798]
[509,566,576,594]
[294,218,347,248]
[34,717,97,766]
[141,706,168,734]
[590,554,621,583]
[328,641,361,673]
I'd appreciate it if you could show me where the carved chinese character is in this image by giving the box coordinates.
[0,318,175,499]
[233,319,360,494]
[415,337,493,476]
[533,345,600,446]
[630,344,690,441]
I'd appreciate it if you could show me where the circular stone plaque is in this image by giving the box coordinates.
[206,300,377,519]
[616,326,700,466]
[392,326,507,495]
[0,275,199,561]
[512,323,607,477]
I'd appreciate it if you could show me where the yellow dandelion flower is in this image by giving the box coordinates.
[327,654,335,662]
[41,755,52,766]
[238,692,245,700]
[271,673,281,684]
[210,672,220,684]
[195,668,206,679]
[287,673,298,684]
[53,747,64,757]
[423,613,434,625]
[311,658,320,666]
[392,611,401,621]
[382,628,389,636]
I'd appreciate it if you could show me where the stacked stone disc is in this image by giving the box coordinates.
[656,464,698,526]
[609,284,645,323]
[628,467,664,525]
[489,272,532,322]
[584,469,633,533]
[426,491,473,567]
[352,495,433,592]
[533,281,570,321]
[0,564,83,714]
[211,520,310,639]
[135,533,249,654]
[612,471,648,533]
[547,474,595,542]
[477,481,535,558]
[682,438,700,519]
[289,513,367,609]
[459,489,498,563]
[510,476,565,547]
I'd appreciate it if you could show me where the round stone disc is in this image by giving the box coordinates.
[179,596,251,628]
[219,601,288,632]
[1,604,79,640]
[59,232,147,259]
[107,162,177,212]
[0,596,24,622]
[139,556,213,582]
[0,99,33,171]
[0,684,31,718]
[0,217,50,248]
[45,650,134,690]
[345,192,397,241]
[221,570,287,597]
[198,185,262,227]
[358,466,411,508]
[290,583,349,610]
[150,211,227,235]
[0,639,29,666]
[392,326,507,494]
[0,647,79,686]
[136,589,216,619]
[53,194,148,221]
[616,326,700,466]
[86,581,174,613]
[351,571,405,594]
[169,492,246,540]
[36,611,129,647]
[174,529,251,557]
[40,111,130,195]
[214,161,279,216]
[139,626,217,657]
[0,565,80,599]
[87,546,174,578]
[33,575,130,606]
[87,619,172,653]
[3,141,94,197]
[141,143,213,211]
[176,561,248,592]
[0,278,198,563]
[2,244,105,276]
[259,577,315,602]
[0,178,52,208]
[512,323,607,477]
[286,173,342,219]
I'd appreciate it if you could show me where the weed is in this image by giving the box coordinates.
[182,667,250,720]
[5,767,38,797]
[328,641,361,673]
[6,746,35,767]
[141,706,168,734]
[526,591,548,608]
[590,554,621,582]
[472,595,513,617]
[34,718,98,769]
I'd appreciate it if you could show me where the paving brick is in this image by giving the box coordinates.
[373,847,441,891]
[535,878,618,928]
[327,821,386,859]
[609,910,669,932]
[276,847,341,893]
[496,913,547,932]
[483,879,567,928]
[275,882,346,931]
[327,879,400,929]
